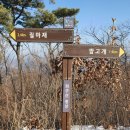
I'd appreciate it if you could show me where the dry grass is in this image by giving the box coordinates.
[0,50,130,129]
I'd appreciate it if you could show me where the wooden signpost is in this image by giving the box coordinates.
[10,27,74,130]
[10,27,125,130]
[62,58,72,130]
[63,44,125,58]
[10,28,74,43]
[61,44,125,130]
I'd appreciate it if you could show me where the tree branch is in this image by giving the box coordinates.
[0,30,16,52]
[14,6,25,24]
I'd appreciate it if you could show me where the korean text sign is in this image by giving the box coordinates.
[63,80,72,112]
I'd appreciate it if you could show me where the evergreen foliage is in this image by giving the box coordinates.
[53,8,79,18]
[0,0,79,31]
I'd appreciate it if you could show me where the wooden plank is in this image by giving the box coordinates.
[67,113,71,130]
[62,58,68,130]
[10,28,74,43]
[62,113,67,130]
[62,58,72,130]
[67,59,73,79]
[63,44,125,58]
[63,59,68,79]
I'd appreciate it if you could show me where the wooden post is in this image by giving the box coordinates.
[62,58,72,130]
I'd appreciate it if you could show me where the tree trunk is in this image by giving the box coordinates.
[16,42,23,100]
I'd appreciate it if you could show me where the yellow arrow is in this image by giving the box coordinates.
[10,30,16,41]
[119,47,125,57]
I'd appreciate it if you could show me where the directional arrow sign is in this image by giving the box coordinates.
[10,28,74,43]
[63,44,125,58]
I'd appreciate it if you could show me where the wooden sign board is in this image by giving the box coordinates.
[10,28,74,43]
[63,44,125,58]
